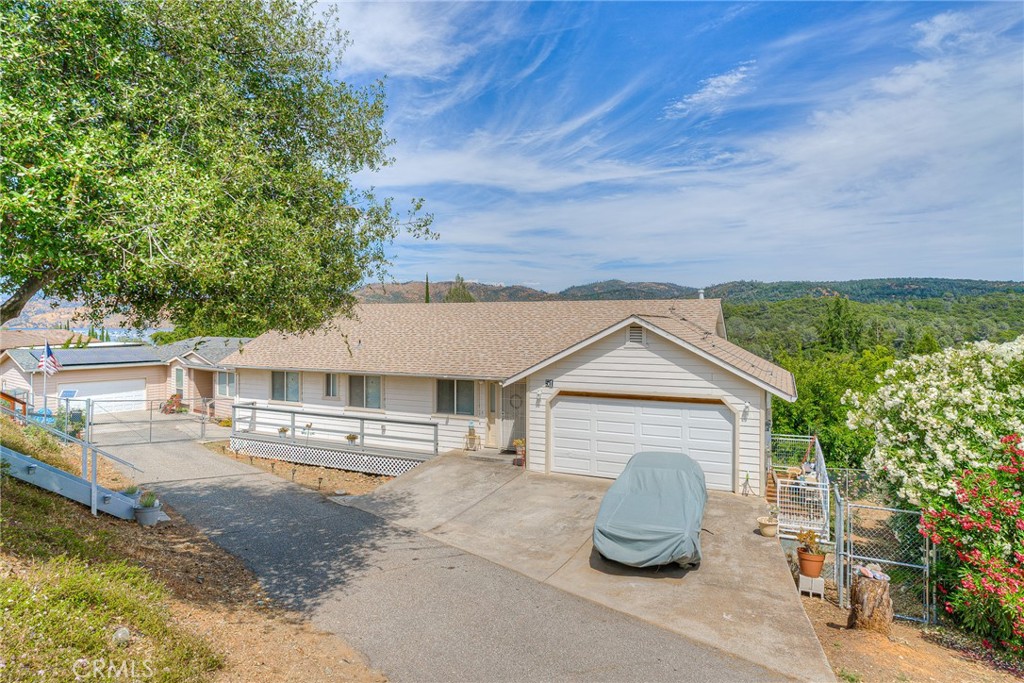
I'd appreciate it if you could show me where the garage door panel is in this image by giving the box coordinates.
[689,429,731,444]
[594,420,635,436]
[57,379,147,413]
[551,395,734,491]
[553,436,593,451]
[594,441,635,456]
[594,459,629,477]
[640,424,683,439]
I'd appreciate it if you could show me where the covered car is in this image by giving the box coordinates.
[593,451,708,568]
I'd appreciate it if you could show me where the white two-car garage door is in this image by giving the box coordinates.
[57,379,147,413]
[551,395,735,491]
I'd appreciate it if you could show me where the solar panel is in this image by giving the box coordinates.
[59,389,78,398]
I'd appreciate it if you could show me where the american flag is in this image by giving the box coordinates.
[37,341,63,376]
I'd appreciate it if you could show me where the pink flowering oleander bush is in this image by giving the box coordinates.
[919,435,1024,655]
[845,336,1024,506]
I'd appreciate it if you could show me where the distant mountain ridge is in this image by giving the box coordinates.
[6,277,1022,329]
[355,277,1024,305]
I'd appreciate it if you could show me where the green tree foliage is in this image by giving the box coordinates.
[814,296,863,352]
[0,0,432,332]
[444,275,476,303]
[725,293,1024,468]
[770,347,894,467]
[425,274,431,304]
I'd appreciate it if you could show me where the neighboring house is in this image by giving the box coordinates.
[0,337,249,418]
[222,300,795,495]
[0,329,94,352]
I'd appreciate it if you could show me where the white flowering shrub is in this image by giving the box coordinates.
[846,336,1024,506]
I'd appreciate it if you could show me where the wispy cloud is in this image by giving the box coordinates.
[333,3,521,79]
[663,61,756,119]
[354,4,1022,290]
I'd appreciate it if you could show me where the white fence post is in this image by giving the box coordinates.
[90,447,98,516]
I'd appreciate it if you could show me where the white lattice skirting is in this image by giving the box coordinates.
[230,436,423,477]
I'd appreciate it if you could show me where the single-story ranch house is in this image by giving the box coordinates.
[222,300,796,495]
[0,337,250,418]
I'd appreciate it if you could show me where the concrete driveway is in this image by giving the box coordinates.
[341,453,834,682]
[109,440,796,682]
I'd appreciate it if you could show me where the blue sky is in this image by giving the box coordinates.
[334,2,1024,292]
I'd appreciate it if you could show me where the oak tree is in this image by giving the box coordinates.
[1,0,432,331]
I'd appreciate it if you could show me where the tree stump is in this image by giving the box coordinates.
[847,575,893,635]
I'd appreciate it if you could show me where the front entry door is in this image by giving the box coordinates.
[485,382,499,448]
[501,382,527,451]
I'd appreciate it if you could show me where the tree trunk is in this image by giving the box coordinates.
[0,275,48,325]
[847,575,893,635]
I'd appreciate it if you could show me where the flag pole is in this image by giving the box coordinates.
[41,364,47,421]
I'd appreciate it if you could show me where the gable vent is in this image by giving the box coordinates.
[627,325,645,345]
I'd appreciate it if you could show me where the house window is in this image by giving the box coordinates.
[271,371,300,402]
[627,324,645,345]
[174,368,184,396]
[437,379,475,416]
[325,373,341,399]
[216,372,235,397]
[348,375,382,409]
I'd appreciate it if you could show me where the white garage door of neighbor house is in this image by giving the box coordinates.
[551,396,734,490]
[57,379,147,413]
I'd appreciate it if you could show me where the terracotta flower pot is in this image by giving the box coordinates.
[797,547,826,578]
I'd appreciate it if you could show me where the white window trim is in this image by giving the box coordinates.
[216,371,236,398]
[270,371,301,403]
[324,373,341,400]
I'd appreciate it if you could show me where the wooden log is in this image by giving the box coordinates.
[847,575,893,635]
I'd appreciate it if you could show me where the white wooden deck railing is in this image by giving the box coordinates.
[231,402,440,456]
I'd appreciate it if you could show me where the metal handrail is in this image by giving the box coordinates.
[231,402,440,456]
[2,404,143,517]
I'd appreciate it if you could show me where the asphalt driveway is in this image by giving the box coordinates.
[108,441,793,682]
[341,453,835,682]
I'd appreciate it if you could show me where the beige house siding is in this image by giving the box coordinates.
[233,368,487,453]
[0,358,33,396]
[11,365,170,405]
[522,328,767,494]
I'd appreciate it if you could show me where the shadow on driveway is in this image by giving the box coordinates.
[155,472,419,612]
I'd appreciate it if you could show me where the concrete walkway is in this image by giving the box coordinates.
[111,441,815,682]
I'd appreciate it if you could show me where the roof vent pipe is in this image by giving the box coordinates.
[698,289,705,300]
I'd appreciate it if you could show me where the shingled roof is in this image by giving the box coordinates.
[223,300,796,400]
[0,329,94,352]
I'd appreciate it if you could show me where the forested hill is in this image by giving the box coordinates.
[353,277,1023,304]
[704,278,1024,303]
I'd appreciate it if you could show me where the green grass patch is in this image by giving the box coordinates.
[0,473,115,560]
[1,419,223,681]
[1,556,222,682]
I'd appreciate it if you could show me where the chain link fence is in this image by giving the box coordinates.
[831,468,935,622]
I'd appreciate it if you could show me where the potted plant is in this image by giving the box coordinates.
[278,426,289,439]
[121,484,141,504]
[511,438,526,466]
[345,433,359,445]
[135,491,162,527]
[796,529,826,578]
[757,507,779,537]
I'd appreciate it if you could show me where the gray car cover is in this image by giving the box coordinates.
[593,452,708,568]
